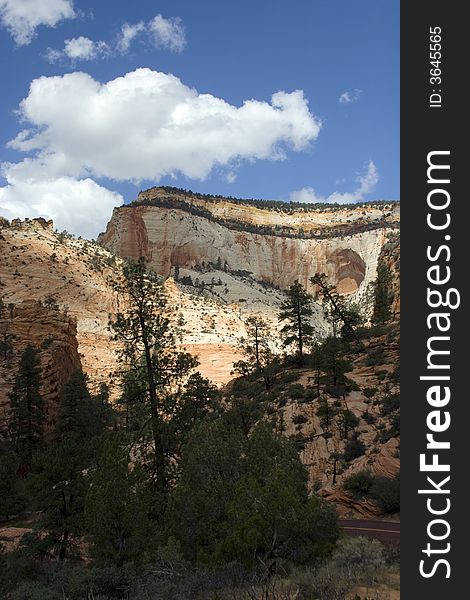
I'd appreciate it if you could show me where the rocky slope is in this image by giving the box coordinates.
[99,187,399,300]
[225,320,400,518]
[0,218,246,399]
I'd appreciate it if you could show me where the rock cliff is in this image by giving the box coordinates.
[99,187,399,300]
[0,300,82,437]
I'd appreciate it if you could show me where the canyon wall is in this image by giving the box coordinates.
[99,189,399,299]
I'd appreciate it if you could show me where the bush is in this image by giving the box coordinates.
[324,385,345,398]
[365,347,386,366]
[292,414,308,425]
[343,437,366,462]
[230,378,264,399]
[369,475,400,513]
[343,471,374,497]
[298,388,319,403]
[362,411,376,425]
[332,537,385,585]
[287,383,305,400]
[343,472,400,514]
[275,370,299,386]
[380,393,400,416]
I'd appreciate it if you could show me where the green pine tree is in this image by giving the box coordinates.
[9,344,44,472]
[222,423,339,567]
[233,316,278,388]
[28,370,111,561]
[279,281,314,360]
[372,263,394,325]
[311,273,362,341]
[30,436,88,561]
[84,435,153,566]
[110,258,197,493]
[55,370,91,440]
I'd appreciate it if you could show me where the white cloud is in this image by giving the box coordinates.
[290,161,378,205]
[339,89,362,104]
[0,0,75,45]
[45,13,186,63]
[117,21,145,53]
[149,14,186,53]
[0,171,122,238]
[7,68,321,182]
[1,69,319,237]
[46,36,109,62]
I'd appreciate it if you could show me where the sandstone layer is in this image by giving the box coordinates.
[99,188,400,299]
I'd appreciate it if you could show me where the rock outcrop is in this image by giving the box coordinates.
[99,187,399,298]
[0,300,82,436]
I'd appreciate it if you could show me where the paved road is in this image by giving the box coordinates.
[340,519,400,545]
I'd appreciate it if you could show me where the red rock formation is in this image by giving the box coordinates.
[0,300,82,437]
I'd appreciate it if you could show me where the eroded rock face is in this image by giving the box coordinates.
[0,300,82,436]
[99,191,399,299]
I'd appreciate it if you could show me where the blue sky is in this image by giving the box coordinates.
[0,0,399,237]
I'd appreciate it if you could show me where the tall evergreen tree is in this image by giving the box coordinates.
[55,370,91,440]
[372,263,394,325]
[84,436,153,566]
[110,258,197,492]
[279,281,314,359]
[29,369,109,561]
[233,316,278,388]
[9,345,43,472]
[30,436,88,561]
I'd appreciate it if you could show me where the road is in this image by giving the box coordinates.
[340,519,400,545]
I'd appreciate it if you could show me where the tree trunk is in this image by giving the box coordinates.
[297,297,303,358]
[59,528,69,561]
[140,314,166,491]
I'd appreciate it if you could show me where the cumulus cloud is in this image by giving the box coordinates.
[0,170,122,239]
[46,35,109,62]
[339,88,362,104]
[149,14,186,53]
[1,68,319,238]
[290,161,378,205]
[45,13,186,63]
[7,68,321,182]
[0,0,75,45]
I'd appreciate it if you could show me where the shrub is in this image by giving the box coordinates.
[365,347,386,366]
[369,475,400,513]
[343,437,366,462]
[292,414,308,425]
[276,370,299,386]
[332,536,385,585]
[343,471,374,497]
[380,393,400,416]
[288,383,305,399]
[362,411,376,425]
[324,385,345,398]
[300,388,319,403]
